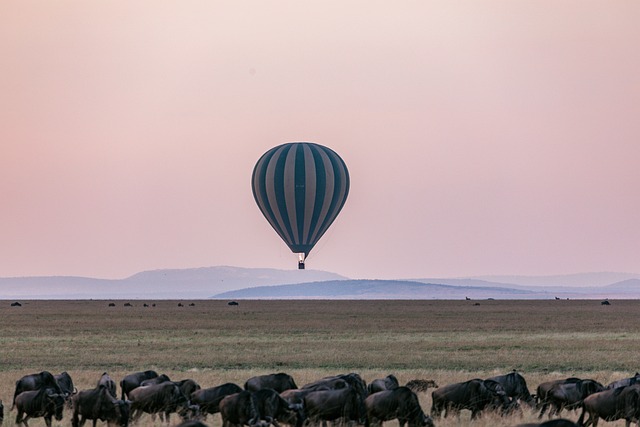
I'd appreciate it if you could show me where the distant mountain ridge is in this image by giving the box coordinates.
[0,266,346,299]
[0,267,638,300]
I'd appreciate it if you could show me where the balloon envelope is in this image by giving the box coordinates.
[251,142,350,261]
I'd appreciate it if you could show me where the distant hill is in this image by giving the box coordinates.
[212,279,542,300]
[0,266,346,299]
[1,267,638,300]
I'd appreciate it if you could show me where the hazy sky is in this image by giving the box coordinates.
[1,1,639,280]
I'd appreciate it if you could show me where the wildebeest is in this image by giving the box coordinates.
[577,384,640,427]
[367,375,399,395]
[517,419,579,427]
[219,391,264,427]
[228,301,239,306]
[71,385,131,427]
[55,372,78,406]
[536,378,582,417]
[252,388,303,427]
[303,373,368,402]
[191,383,243,418]
[176,379,201,397]
[128,381,191,423]
[541,379,604,418]
[120,370,159,400]
[431,378,510,419]
[404,380,439,393]
[303,386,366,427]
[245,373,298,393]
[140,374,171,387]
[13,371,65,410]
[365,386,434,427]
[176,421,209,427]
[0,399,4,424]
[97,373,118,399]
[108,303,115,307]
[12,301,22,306]
[487,371,535,407]
[606,372,640,390]
[14,388,66,427]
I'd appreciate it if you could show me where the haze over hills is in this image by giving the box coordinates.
[1,267,638,300]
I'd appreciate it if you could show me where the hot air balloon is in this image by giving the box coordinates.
[251,142,350,269]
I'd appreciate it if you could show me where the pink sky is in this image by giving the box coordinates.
[1,1,639,280]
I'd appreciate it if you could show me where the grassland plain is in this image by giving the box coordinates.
[1,299,639,427]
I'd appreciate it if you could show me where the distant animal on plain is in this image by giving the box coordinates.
[11,302,22,307]
[228,301,239,306]
[601,300,610,305]
[108,303,115,307]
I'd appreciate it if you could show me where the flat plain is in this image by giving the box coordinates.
[1,299,639,427]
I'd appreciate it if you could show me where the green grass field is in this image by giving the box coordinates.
[1,299,638,426]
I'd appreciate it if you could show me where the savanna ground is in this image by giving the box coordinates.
[1,299,639,427]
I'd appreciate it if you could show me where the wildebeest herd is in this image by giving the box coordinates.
[4,369,640,427]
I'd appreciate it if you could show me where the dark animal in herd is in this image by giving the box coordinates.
[518,419,580,427]
[253,388,303,427]
[245,373,298,393]
[191,383,244,418]
[128,381,191,423]
[488,371,536,407]
[365,386,434,427]
[71,385,130,427]
[13,371,66,410]
[119,370,158,400]
[431,378,510,419]
[97,373,118,399]
[577,383,640,427]
[303,386,366,427]
[219,390,263,427]
[14,387,66,427]
[537,378,605,418]
[367,375,400,394]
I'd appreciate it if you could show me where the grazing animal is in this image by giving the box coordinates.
[601,300,611,305]
[303,373,368,402]
[71,385,131,427]
[577,384,640,427]
[542,379,604,418]
[0,399,4,424]
[245,373,298,393]
[11,301,22,306]
[228,301,239,306]
[487,371,535,407]
[128,381,191,423]
[55,372,78,407]
[178,303,184,307]
[431,378,510,419]
[120,370,158,400]
[365,386,434,427]
[606,373,640,390]
[97,373,118,399]
[175,379,201,397]
[140,374,171,387]
[303,386,366,426]
[108,303,115,307]
[536,378,582,417]
[367,375,399,394]
[13,371,64,410]
[123,303,132,307]
[405,380,439,393]
[14,388,66,427]
[253,388,303,427]
[219,391,263,427]
[191,383,243,418]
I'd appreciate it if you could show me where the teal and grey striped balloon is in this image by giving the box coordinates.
[251,142,350,269]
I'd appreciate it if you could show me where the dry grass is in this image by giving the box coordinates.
[1,299,638,427]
